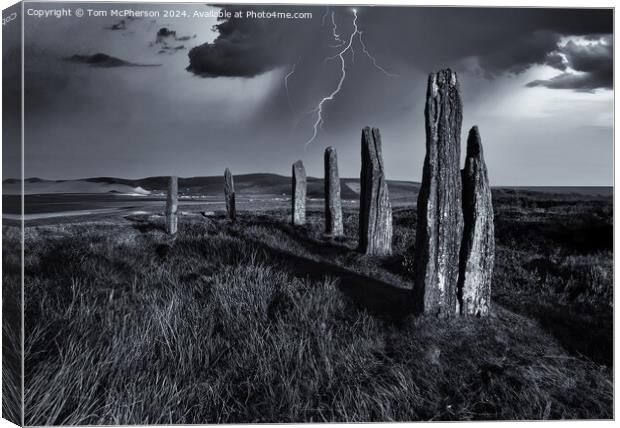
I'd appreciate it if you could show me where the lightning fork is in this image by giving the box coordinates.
[284,60,298,111]
[359,31,399,77]
[302,8,398,149]
[304,9,360,149]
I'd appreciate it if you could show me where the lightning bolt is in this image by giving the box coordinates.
[303,8,397,150]
[284,60,298,111]
[320,6,329,26]
[329,11,345,48]
[304,9,359,149]
[359,31,399,77]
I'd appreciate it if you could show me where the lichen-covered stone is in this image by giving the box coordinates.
[292,160,306,225]
[414,69,464,317]
[324,146,343,237]
[166,176,178,235]
[224,168,236,222]
[359,127,392,255]
[458,126,494,317]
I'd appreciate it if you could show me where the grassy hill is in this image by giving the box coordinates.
[6,175,611,202]
[7,174,416,200]
[6,190,612,424]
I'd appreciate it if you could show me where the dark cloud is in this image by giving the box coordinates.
[563,36,613,74]
[65,53,161,68]
[474,30,561,76]
[157,45,186,55]
[106,19,127,31]
[351,7,612,83]
[527,72,606,91]
[526,35,612,90]
[155,27,194,43]
[156,27,176,41]
[187,39,280,77]
[18,4,613,185]
[152,27,194,55]
[105,16,142,31]
[185,6,612,88]
[186,5,310,77]
[544,52,568,71]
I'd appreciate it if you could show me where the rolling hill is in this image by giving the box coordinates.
[3,175,610,199]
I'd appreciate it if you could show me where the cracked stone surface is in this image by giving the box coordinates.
[224,168,236,222]
[292,160,307,226]
[359,127,392,256]
[324,146,344,237]
[166,176,178,235]
[414,69,464,317]
[458,126,495,317]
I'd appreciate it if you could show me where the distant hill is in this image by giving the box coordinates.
[3,175,611,199]
[5,174,414,200]
[3,178,150,196]
[495,186,613,197]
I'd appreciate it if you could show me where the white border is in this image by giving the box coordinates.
[0,1,616,428]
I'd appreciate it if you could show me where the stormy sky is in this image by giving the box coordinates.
[17,3,613,185]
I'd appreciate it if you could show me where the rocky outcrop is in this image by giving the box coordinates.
[224,168,236,222]
[414,69,464,317]
[458,126,494,317]
[166,176,178,235]
[324,146,344,237]
[292,160,306,225]
[359,127,392,256]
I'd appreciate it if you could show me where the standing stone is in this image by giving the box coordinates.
[166,176,178,235]
[224,168,236,222]
[414,69,464,317]
[359,127,392,256]
[324,146,344,237]
[292,160,306,225]
[458,126,494,317]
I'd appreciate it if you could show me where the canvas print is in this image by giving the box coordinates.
[2,1,614,425]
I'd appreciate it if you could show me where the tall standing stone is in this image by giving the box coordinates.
[166,176,178,235]
[359,127,392,256]
[224,168,236,222]
[324,146,344,237]
[458,126,494,317]
[414,69,464,317]
[292,160,306,225]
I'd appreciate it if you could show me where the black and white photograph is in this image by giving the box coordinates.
[1,0,615,425]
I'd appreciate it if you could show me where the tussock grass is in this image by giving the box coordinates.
[12,194,614,424]
[491,195,613,365]
[3,226,22,425]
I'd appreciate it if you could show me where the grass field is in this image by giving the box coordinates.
[3,190,613,424]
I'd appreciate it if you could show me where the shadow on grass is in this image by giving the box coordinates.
[248,215,415,285]
[125,217,166,233]
[135,214,612,365]
[250,215,357,257]
[499,298,613,366]
[222,220,418,322]
[261,244,417,322]
[236,216,614,364]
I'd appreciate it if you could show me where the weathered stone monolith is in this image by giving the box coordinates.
[292,160,306,225]
[414,69,464,317]
[166,176,178,235]
[458,126,494,317]
[324,146,343,237]
[359,127,392,255]
[224,168,236,222]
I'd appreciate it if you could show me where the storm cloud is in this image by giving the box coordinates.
[186,5,303,77]
[65,53,161,68]
[527,36,613,90]
[19,4,614,186]
[185,6,612,89]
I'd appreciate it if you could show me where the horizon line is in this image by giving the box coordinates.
[2,174,614,189]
